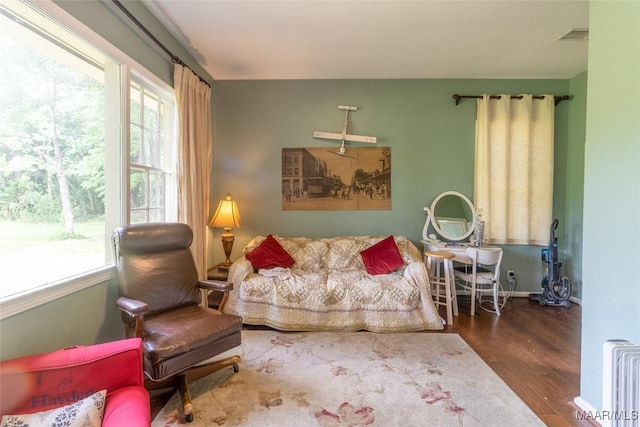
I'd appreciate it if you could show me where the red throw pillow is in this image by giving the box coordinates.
[360,236,404,275]
[245,234,295,269]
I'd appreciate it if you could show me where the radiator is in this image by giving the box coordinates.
[602,340,640,427]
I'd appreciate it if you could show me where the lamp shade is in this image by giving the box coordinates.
[209,193,242,229]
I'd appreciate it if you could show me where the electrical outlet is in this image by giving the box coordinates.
[507,270,515,277]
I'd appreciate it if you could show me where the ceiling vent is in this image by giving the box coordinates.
[559,29,589,41]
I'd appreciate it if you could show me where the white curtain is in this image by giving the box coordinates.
[174,64,212,279]
[474,94,554,245]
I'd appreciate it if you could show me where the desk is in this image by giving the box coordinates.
[422,241,502,262]
[422,241,503,316]
[421,241,475,264]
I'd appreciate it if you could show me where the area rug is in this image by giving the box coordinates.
[153,330,544,426]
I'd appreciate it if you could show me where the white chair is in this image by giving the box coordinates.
[454,247,503,316]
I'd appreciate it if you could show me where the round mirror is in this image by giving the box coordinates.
[422,191,477,241]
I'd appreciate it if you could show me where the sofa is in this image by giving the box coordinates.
[222,235,444,332]
[0,338,150,427]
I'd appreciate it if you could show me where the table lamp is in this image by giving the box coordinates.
[209,193,242,271]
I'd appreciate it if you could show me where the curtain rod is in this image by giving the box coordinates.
[452,94,571,107]
[111,0,211,88]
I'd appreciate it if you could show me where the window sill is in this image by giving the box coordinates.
[0,266,114,320]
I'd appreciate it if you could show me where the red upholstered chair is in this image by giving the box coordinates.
[0,338,150,426]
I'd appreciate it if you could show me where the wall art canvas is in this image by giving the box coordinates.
[282,147,391,211]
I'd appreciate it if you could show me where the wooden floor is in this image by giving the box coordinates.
[441,295,590,427]
[152,297,590,426]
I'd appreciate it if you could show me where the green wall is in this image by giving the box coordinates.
[211,78,582,296]
[564,71,588,300]
[0,280,122,360]
[580,0,640,409]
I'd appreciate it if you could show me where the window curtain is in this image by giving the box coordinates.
[474,94,554,245]
[174,64,212,279]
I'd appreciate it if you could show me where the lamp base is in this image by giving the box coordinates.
[219,230,234,272]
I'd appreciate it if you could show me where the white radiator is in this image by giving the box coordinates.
[602,340,640,427]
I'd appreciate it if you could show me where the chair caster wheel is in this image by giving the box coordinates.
[185,413,194,423]
[233,363,239,373]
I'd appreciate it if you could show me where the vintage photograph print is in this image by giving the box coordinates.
[282,147,391,210]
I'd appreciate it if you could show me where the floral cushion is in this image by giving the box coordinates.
[1,389,106,427]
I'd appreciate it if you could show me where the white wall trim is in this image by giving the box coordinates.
[512,291,535,298]
[573,396,602,426]
[515,292,582,305]
[453,291,583,305]
[0,267,114,320]
[574,395,599,413]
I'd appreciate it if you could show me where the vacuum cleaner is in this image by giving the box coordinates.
[529,218,572,307]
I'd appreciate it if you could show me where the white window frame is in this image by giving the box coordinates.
[128,74,177,225]
[0,0,176,319]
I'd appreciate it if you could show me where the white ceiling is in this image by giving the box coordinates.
[142,0,589,81]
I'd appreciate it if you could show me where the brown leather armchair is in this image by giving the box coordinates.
[112,222,242,423]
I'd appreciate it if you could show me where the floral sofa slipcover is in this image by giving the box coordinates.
[222,235,444,332]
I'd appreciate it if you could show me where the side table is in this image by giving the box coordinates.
[207,263,229,281]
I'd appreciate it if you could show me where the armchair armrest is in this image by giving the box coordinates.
[198,280,234,311]
[116,296,149,316]
[198,279,233,293]
[115,297,148,338]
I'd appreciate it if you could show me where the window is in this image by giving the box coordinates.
[129,78,176,224]
[0,1,176,313]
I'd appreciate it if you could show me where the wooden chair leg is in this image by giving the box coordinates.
[176,373,194,423]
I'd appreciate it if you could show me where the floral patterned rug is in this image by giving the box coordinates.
[153,330,544,426]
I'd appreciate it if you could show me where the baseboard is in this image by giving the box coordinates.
[452,291,582,305]
[506,292,582,305]
[571,396,602,427]
[570,296,582,305]
[511,291,535,298]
